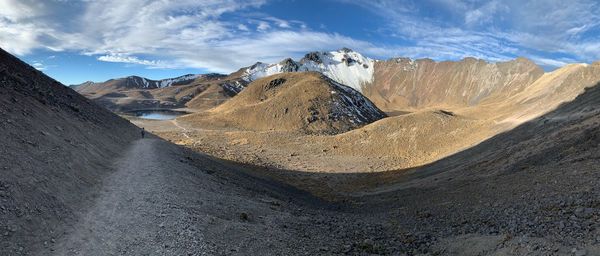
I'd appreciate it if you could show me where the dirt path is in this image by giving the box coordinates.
[49,138,334,255]
[172,119,191,139]
[53,139,213,255]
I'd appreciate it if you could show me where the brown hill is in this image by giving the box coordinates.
[179,72,386,134]
[74,74,240,112]
[365,57,544,111]
[474,62,600,128]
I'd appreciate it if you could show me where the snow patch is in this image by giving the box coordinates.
[158,74,201,88]
[242,49,375,92]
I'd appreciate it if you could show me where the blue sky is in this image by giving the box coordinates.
[1,0,599,85]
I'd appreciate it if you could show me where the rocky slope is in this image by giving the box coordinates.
[179,72,386,134]
[355,81,600,255]
[365,57,544,110]
[477,62,600,128]
[0,47,140,254]
[0,47,383,256]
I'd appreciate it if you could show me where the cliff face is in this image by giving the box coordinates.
[364,57,544,111]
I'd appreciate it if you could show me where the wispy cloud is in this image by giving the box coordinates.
[256,21,271,32]
[0,0,401,73]
[31,61,46,70]
[237,23,249,31]
[344,0,600,68]
[97,54,168,68]
[1,0,599,72]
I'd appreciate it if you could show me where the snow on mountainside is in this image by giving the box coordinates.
[242,48,374,92]
[72,74,203,89]
[117,74,201,88]
[157,74,202,88]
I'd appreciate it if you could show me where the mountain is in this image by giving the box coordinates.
[469,62,600,129]
[72,48,600,139]
[366,57,544,110]
[239,49,544,108]
[169,50,600,176]
[73,73,204,90]
[179,72,386,134]
[71,49,546,118]
[242,48,374,92]
[5,43,600,254]
[73,73,236,112]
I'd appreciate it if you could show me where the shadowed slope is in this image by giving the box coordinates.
[0,48,140,254]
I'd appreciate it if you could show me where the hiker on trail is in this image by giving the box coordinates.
[141,128,145,139]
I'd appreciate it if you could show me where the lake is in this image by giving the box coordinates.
[128,110,189,120]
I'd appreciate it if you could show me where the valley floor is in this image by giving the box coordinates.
[32,136,600,255]
[114,103,600,255]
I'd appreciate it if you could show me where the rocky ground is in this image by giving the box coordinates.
[4,43,600,255]
[140,83,600,255]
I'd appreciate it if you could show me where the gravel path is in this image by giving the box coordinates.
[48,138,336,256]
[54,139,213,255]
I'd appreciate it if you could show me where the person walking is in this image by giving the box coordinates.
[141,127,145,139]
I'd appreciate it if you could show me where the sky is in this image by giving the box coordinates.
[1,0,599,85]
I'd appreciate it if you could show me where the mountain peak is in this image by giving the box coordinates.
[339,47,354,53]
[242,49,374,92]
[301,51,324,64]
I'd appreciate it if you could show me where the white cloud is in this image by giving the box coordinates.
[2,0,599,74]
[0,0,393,73]
[0,0,44,21]
[344,0,600,66]
[237,24,249,31]
[97,54,167,68]
[464,1,507,26]
[264,17,291,28]
[528,56,570,68]
[0,0,404,73]
[256,21,271,31]
[31,61,45,70]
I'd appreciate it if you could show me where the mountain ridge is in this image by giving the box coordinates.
[72,73,208,89]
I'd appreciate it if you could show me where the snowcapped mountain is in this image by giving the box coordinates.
[71,74,207,89]
[156,74,202,88]
[115,74,202,89]
[241,48,374,92]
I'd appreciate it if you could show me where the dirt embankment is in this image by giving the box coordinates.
[0,48,139,254]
